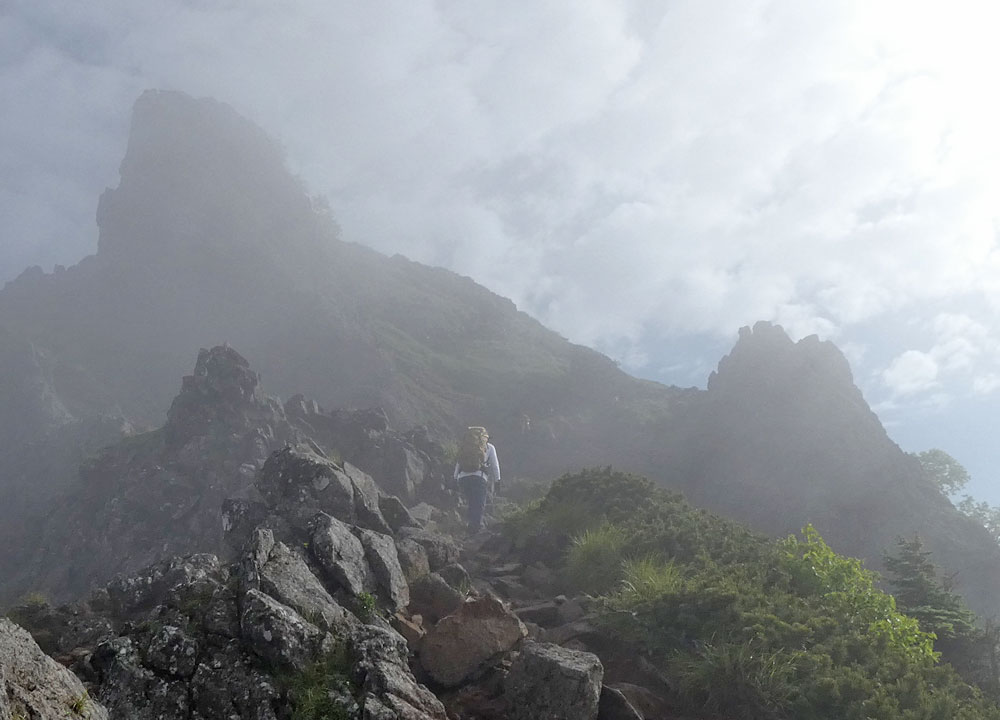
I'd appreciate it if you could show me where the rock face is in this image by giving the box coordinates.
[19,538,445,720]
[504,642,604,720]
[0,618,109,720]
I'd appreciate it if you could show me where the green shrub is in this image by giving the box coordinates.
[522,467,1000,719]
[68,691,90,716]
[353,592,377,622]
[617,555,682,606]
[285,649,357,720]
[669,642,800,720]
[539,467,657,533]
[564,523,630,593]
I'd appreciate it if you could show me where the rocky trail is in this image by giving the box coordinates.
[1,346,683,720]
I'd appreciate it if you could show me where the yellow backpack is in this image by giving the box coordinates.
[457,426,489,473]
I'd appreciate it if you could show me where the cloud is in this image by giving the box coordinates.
[1,0,999,417]
[973,374,1000,395]
[883,350,940,397]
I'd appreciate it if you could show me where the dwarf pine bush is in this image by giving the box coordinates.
[505,467,1000,720]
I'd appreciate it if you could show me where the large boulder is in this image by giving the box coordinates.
[94,634,281,720]
[398,527,460,571]
[419,597,526,687]
[504,641,604,720]
[239,589,332,670]
[310,513,376,598]
[395,537,431,582]
[256,447,391,534]
[352,625,448,720]
[257,538,353,631]
[0,618,110,720]
[407,573,465,625]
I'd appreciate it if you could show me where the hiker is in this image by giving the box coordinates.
[454,426,501,532]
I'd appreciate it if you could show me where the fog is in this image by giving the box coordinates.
[2,1,999,497]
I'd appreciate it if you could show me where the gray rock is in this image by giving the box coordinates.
[489,575,535,602]
[420,597,526,687]
[0,618,109,720]
[222,498,270,551]
[343,462,394,534]
[395,538,430,582]
[310,512,376,597]
[555,595,587,625]
[190,642,280,720]
[505,642,604,720]
[514,600,562,627]
[353,624,447,720]
[256,447,391,533]
[407,573,464,625]
[398,528,460,571]
[358,440,429,502]
[92,636,189,720]
[143,623,199,678]
[408,503,437,525]
[436,563,470,591]
[379,494,420,532]
[108,554,223,616]
[354,527,410,610]
[541,618,601,648]
[239,588,331,669]
[259,540,353,630]
[257,447,355,522]
[522,562,557,594]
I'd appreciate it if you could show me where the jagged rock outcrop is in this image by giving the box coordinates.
[2,342,468,613]
[668,321,1000,616]
[0,618,109,720]
[2,346,301,605]
[18,537,446,720]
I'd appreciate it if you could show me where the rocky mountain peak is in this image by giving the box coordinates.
[708,320,856,397]
[95,90,329,270]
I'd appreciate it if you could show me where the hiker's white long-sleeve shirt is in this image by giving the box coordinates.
[454,442,501,488]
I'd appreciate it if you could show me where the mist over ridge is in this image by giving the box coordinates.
[0,90,997,626]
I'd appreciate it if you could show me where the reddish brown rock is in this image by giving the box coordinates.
[419,598,526,687]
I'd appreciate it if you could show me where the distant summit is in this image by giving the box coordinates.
[96,90,324,270]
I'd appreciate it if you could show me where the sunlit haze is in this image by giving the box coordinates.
[2,1,999,496]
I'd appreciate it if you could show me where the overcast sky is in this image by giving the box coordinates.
[3,1,1000,498]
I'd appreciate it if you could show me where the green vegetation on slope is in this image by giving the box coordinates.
[505,467,1000,720]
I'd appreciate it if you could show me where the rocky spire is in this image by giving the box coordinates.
[95,90,330,271]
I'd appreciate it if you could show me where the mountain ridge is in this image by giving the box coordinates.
[2,89,998,620]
